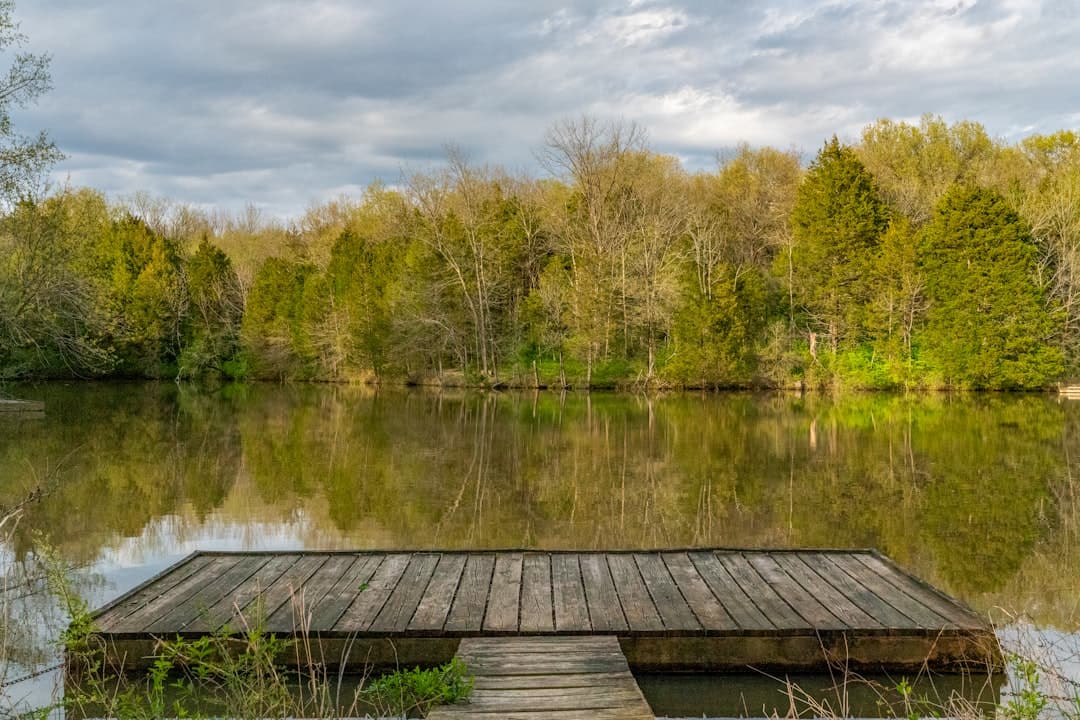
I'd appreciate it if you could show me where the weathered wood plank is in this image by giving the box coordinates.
[429,709,653,720]
[484,552,523,632]
[103,555,242,632]
[687,551,773,631]
[855,553,985,629]
[409,554,467,632]
[185,554,298,632]
[369,553,440,633]
[429,636,653,720]
[334,553,411,632]
[606,553,663,632]
[578,554,627,632]
[260,554,354,632]
[662,552,736,631]
[146,556,270,634]
[85,549,998,676]
[713,552,807,630]
[306,554,384,631]
[635,553,700,631]
[95,554,214,631]
[445,554,496,632]
[551,554,590,632]
[745,552,845,630]
[828,553,949,629]
[518,553,554,633]
[471,672,632,689]
[798,552,917,629]
[247,555,331,633]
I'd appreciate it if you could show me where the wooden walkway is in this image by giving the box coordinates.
[427,636,653,720]
[86,549,1000,672]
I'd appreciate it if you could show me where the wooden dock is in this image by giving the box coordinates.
[427,636,653,720]
[85,549,1000,673]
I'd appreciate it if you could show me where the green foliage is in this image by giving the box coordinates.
[791,137,892,351]
[5,116,1080,388]
[323,228,401,378]
[917,184,1063,389]
[43,530,473,719]
[360,657,474,715]
[240,256,317,379]
[665,266,769,387]
[178,236,243,378]
[93,215,186,376]
[1002,655,1049,720]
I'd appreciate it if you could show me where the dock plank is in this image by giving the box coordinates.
[855,553,985,629]
[662,552,736,631]
[429,636,653,720]
[518,553,554,633]
[579,555,627,632]
[551,554,590,632]
[827,553,949,629]
[687,551,773,631]
[606,554,663,632]
[306,554,384,630]
[797,552,916,629]
[369,553,440,632]
[103,555,241,633]
[248,555,331,633]
[445,554,496,633]
[146,556,270,634]
[772,553,880,628]
[714,552,808,630]
[745,552,845,630]
[635,553,700,631]
[334,553,411,632]
[95,554,214,631]
[261,554,355,632]
[185,554,298,632]
[410,554,467,632]
[484,553,523,632]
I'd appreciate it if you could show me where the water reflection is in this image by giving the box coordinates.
[3,384,1078,628]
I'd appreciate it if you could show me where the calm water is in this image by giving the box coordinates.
[2,383,1079,715]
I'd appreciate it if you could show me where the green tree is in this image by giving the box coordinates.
[178,236,243,378]
[918,185,1063,388]
[790,138,891,356]
[240,256,316,379]
[857,115,998,225]
[0,190,113,377]
[665,265,769,388]
[93,215,186,376]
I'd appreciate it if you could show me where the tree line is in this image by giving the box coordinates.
[2,115,1079,390]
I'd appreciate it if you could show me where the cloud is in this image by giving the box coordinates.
[10,0,1080,217]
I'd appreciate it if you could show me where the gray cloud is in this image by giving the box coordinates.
[10,0,1080,217]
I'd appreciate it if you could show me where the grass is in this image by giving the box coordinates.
[42,544,473,720]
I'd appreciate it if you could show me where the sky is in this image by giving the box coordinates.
[12,0,1080,218]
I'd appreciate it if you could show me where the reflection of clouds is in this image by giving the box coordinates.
[997,622,1080,711]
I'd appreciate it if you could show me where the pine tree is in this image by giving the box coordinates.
[791,138,891,353]
[918,184,1063,388]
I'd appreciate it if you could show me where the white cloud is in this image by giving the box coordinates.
[11,0,1080,215]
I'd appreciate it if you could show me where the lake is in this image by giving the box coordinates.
[1,383,1078,716]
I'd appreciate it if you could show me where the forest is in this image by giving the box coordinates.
[2,115,1079,390]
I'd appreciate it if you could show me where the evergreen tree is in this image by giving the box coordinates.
[179,236,243,378]
[791,138,891,353]
[240,256,316,379]
[918,184,1063,388]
